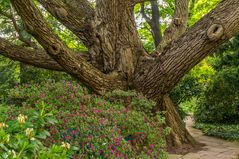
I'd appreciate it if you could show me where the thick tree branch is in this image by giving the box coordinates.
[156,0,189,55]
[135,0,239,99]
[0,38,63,71]
[0,37,90,71]
[38,0,95,47]
[93,0,144,75]
[11,0,127,94]
[10,6,39,49]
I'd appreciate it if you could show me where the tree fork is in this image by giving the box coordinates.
[92,0,144,74]
[134,0,239,100]
[11,0,128,94]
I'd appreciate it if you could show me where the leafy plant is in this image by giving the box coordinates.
[194,122,239,141]
[0,102,75,159]
[6,80,168,158]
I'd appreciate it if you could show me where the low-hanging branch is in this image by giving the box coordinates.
[0,38,89,71]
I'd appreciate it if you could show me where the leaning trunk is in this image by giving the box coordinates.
[157,95,198,153]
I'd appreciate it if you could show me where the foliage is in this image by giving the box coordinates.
[170,60,215,119]
[194,122,239,141]
[194,66,239,124]
[6,80,168,158]
[0,57,19,102]
[195,35,239,124]
[179,97,197,115]
[171,60,215,105]
[189,0,220,26]
[0,102,74,159]
[19,64,72,84]
[134,0,175,52]
[211,35,239,71]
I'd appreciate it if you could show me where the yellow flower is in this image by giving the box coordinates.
[17,114,27,124]
[0,122,8,128]
[61,142,70,149]
[25,128,34,140]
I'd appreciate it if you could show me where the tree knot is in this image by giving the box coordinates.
[173,18,182,26]
[56,7,68,18]
[48,43,61,55]
[207,24,224,41]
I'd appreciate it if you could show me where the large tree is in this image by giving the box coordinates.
[1,0,239,151]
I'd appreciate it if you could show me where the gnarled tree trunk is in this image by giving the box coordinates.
[160,95,198,152]
[0,0,239,152]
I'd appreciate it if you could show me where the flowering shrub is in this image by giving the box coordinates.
[0,102,75,158]
[6,80,168,158]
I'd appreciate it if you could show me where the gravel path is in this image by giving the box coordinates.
[169,117,239,159]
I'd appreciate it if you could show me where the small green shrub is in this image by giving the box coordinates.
[195,67,239,123]
[194,122,239,141]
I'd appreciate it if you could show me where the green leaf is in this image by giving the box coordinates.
[46,117,58,124]
[36,130,50,139]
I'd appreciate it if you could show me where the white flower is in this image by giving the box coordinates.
[25,128,34,140]
[9,150,16,158]
[6,134,10,143]
[17,114,27,124]
[0,122,8,128]
[61,142,70,149]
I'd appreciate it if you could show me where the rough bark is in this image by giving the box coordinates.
[0,38,90,71]
[134,0,239,100]
[0,38,61,71]
[159,95,198,151]
[134,0,239,149]
[92,0,144,75]
[156,0,189,55]
[38,0,95,48]
[11,0,127,94]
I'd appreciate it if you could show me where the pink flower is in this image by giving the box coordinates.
[150,144,155,149]
[117,129,121,134]
[147,150,153,155]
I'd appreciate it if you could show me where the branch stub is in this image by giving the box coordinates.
[207,24,224,41]
[48,43,61,55]
[56,7,68,18]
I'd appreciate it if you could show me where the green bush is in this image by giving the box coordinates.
[6,81,168,158]
[179,97,197,114]
[170,60,215,119]
[0,57,19,102]
[195,67,239,123]
[194,122,239,141]
[0,102,75,159]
